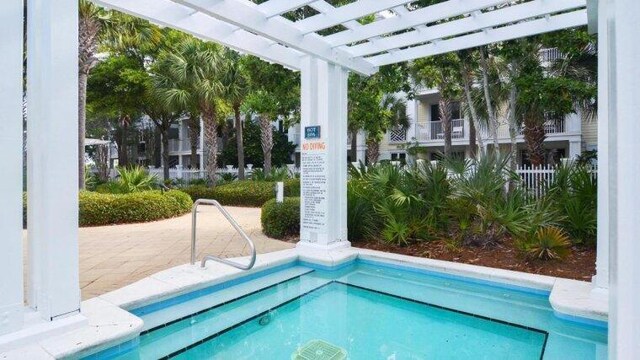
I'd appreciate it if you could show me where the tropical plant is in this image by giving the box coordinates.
[251,167,291,181]
[521,226,571,260]
[222,50,250,179]
[149,38,224,184]
[97,166,157,194]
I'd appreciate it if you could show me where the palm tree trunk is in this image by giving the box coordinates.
[78,11,101,189]
[524,118,546,167]
[350,130,358,163]
[160,128,170,181]
[461,61,484,158]
[260,115,273,173]
[366,138,380,165]
[78,71,88,189]
[234,104,245,180]
[439,97,452,157]
[187,116,200,169]
[468,111,477,159]
[479,46,500,154]
[508,82,519,172]
[203,107,219,184]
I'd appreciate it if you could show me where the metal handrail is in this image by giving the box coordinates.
[191,199,256,270]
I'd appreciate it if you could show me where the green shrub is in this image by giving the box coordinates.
[182,179,300,207]
[79,190,192,226]
[261,197,300,239]
[518,226,572,260]
[95,166,158,194]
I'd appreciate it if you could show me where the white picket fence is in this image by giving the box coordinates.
[515,164,597,199]
[140,165,301,182]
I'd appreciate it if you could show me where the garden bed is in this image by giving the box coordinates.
[356,238,596,281]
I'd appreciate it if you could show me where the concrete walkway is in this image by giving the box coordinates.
[25,206,294,300]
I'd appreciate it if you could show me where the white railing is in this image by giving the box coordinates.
[427,119,465,140]
[144,164,301,182]
[515,164,597,199]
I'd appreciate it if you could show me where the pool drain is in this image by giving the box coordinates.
[292,340,347,360]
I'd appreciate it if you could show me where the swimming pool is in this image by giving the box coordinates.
[87,259,607,359]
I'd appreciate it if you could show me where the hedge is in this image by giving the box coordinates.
[261,197,300,239]
[23,190,193,227]
[182,179,300,207]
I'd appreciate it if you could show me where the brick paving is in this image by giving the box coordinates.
[24,206,294,300]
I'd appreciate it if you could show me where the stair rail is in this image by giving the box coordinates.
[191,199,256,269]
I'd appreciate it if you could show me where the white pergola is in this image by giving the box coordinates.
[0,0,638,357]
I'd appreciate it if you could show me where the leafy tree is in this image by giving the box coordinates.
[222,50,250,179]
[220,117,296,168]
[242,56,300,172]
[411,54,462,157]
[86,55,148,167]
[78,1,160,188]
[149,38,225,183]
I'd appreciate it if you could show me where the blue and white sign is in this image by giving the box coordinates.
[304,125,321,139]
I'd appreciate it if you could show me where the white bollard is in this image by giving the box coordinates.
[276,181,284,203]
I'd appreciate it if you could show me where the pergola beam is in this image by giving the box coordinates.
[295,0,415,34]
[170,0,378,75]
[326,0,520,47]
[94,0,303,71]
[368,9,588,66]
[258,0,317,18]
[349,0,586,57]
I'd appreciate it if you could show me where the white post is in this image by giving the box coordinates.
[27,0,81,320]
[0,0,25,336]
[610,0,640,357]
[178,121,183,167]
[298,56,349,249]
[593,0,609,293]
[568,140,582,160]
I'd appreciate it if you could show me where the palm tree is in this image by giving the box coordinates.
[222,50,249,179]
[78,1,159,188]
[478,46,501,154]
[366,94,411,164]
[151,39,224,184]
[458,49,485,159]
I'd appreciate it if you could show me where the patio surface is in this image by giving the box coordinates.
[24,206,294,300]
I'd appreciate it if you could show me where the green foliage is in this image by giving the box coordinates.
[78,190,192,226]
[251,167,292,181]
[182,179,299,207]
[96,166,158,194]
[520,226,572,260]
[545,163,597,245]
[347,180,377,242]
[261,198,300,239]
[220,118,296,168]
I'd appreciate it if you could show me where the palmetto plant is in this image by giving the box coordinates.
[523,226,571,260]
[109,166,157,194]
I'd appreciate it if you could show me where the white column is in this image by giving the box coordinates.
[298,57,349,249]
[27,0,81,321]
[0,0,25,336]
[568,140,582,159]
[593,0,610,292]
[610,0,640,357]
[178,121,183,166]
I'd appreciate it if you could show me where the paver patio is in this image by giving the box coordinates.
[24,206,294,300]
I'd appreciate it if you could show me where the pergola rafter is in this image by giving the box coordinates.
[367,9,587,65]
[168,0,378,75]
[93,0,304,70]
[93,0,588,75]
[348,0,586,57]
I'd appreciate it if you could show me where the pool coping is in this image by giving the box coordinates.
[0,246,609,359]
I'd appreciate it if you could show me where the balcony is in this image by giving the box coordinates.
[168,137,202,153]
[417,119,465,142]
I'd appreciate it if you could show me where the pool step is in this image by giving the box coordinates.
[339,269,552,330]
[141,266,314,332]
[138,275,331,359]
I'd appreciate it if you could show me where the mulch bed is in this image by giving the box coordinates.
[356,238,596,282]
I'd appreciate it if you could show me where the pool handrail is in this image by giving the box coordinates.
[191,198,257,270]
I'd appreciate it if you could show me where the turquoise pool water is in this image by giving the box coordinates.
[96,261,607,359]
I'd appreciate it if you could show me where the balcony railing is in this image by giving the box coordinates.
[168,137,202,152]
[418,119,465,141]
[516,118,566,136]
